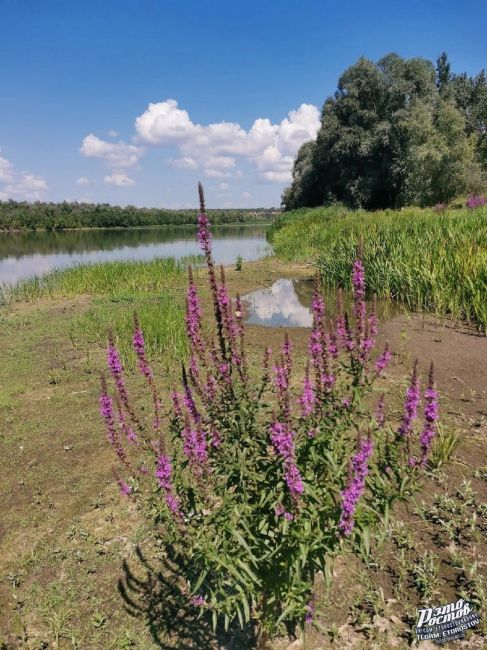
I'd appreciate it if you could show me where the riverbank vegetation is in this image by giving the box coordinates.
[1,256,192,303]
[1,214,486,648]
[283,53,487,210]
[269,204,487,331]
[0,200,277,231]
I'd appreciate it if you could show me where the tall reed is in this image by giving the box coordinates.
[269,205,487,331]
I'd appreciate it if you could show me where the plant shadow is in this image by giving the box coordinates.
[118,545,258,649]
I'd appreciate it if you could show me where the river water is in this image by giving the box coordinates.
[0,224,270,284]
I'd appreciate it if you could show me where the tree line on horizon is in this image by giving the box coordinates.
[0,201,277,231]
[283,53,487,210]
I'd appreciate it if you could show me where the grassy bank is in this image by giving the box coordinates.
[1,258,486,648]
[268,205,487,330]
[1,257,195,369]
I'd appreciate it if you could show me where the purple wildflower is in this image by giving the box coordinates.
[270,420,304,500]
[156,454,182,518]
[116,398,138,444]
[99,376,126,465]
[106,332,139,428]
[305,599,315,624]
[352,258,366,339]
[398,360,420,437]
[375,393,385,428]
[328,319,338,358]
[335,289,347,345]
[190,595,206,607]
[197,211,212,256]
[197,183,225,357]
[183,381,200,423]
[119,480,132,497]
[107,340,123,376]
[185,268,205,357]
[181,418,208,468]
[466,195,487,209]
[132,314,161,429]
[274,504,294,521]
[171,390,183,418]
[339,435,374,536]
[375,342,392,375]
[298,367,315,417]
[419,362,439,467]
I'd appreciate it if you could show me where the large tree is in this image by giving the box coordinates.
[283,53,486,210]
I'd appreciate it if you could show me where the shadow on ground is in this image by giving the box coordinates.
[118,545,257,649]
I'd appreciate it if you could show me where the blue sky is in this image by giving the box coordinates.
[1,0,486,208]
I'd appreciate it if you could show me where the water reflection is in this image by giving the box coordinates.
[0,225,270,284]
[243,279,314,328]
[243,278,402,328]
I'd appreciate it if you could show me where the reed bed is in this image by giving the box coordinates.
[0,255,201,303]
[269,205,487,330]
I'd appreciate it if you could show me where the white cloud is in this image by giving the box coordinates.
[0,155,14,182]
[135,99,196,144]
[217,182,229,191]
[108,130,118,138]
[0,154,48,200]
[204,169,232,178]
[261,170,292,183]
[76,176,90,186]
[80,134,143,168]
[168,156,198,169]
[242,191,252,199]
[104,173,135,187]
[80,100,320,192]
[133,99,320,183]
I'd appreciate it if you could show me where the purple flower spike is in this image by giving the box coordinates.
[397,360,420,438]
[305,599,315,624]
[181,418,208,469]
[185,268,205,357]
[419,362,439,467]
[99,376,127,466]
[156,454,182,518]
[339,435,374,536]
[270,420,304,501]
[298,367,315,417]
[375,393,385,428]
[119,481,132,497]
[197,212,212,257]
[352,259,366,326]
[375,342,392,375]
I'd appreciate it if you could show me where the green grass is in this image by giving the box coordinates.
[0,255,201,303]
[268,205,487,330]
[70,294,187,369]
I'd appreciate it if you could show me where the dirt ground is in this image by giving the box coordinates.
[0,258,486,649]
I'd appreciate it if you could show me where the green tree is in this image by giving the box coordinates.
[283,53,485,210]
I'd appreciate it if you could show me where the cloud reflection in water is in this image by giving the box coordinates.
[243,279,313,328]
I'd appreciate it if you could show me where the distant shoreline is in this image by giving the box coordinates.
[0,221,273,234]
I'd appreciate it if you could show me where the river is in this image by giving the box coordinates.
[0,224,270,284]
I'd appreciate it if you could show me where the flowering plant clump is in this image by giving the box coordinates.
[466,195,487,209]
[99,184,440,640]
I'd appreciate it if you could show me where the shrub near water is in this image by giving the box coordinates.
[269,205,487,331]
[100,186,440,645]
